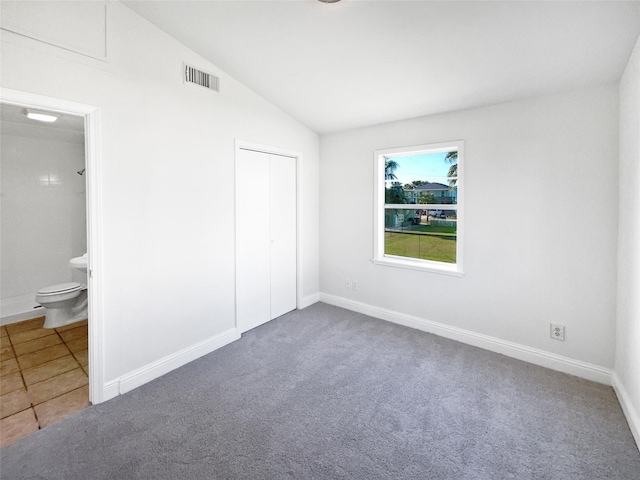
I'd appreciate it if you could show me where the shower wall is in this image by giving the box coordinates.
[1,123,86,323]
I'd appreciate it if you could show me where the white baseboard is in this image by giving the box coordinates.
[299,293,320,310]
[104,328,240,397]
[102,379,120,403]
[612,373,640,449]
[320,293,613,385]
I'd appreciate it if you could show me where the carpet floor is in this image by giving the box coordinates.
[1,302,639,479]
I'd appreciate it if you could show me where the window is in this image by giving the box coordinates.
[373,141,463,275]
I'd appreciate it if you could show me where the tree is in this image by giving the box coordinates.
[418,192,436,204]
[385,159,399,180]
[445,151,458,186]
[384,160,405,203]
[385,181,406,204]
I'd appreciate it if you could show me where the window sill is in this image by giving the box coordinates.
[371,256,464,277]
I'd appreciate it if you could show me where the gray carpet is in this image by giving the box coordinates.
[2,303,639,479]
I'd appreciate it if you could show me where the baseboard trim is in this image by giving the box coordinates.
[109,328,240,396]
[299,293,320,310]
[102,379,120,402]
[612,373,640,449]
[320,293,613,385]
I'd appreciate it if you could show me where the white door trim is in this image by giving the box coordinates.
[1,87,106,404]
[234,140,303,329]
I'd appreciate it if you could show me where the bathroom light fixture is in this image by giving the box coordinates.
[25,109,59,123]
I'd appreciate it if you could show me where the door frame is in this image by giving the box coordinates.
[234,139,303,331]
[1,87,106,403]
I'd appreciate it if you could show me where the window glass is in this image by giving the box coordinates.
[374,141,463,274]
[384,209,457,264]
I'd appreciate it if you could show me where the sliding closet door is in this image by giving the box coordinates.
[236,149,271,332]
[269,155,297,319]
[236,148,297,333]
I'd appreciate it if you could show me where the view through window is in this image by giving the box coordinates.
[374,141,463,274]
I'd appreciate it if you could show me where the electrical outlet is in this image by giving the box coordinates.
[352,281,358,290]
[550,323,565,341]
[345,279,352,289]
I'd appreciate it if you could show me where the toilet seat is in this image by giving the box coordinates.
[37,282,84,297]
[36,281,88,329]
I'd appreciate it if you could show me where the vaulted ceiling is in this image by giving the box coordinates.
[123,0,640,134]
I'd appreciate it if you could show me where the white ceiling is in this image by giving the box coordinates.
[124,0,640,134]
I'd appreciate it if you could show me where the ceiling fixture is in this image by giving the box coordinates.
[318,0,341,3]
[24,109,59,123]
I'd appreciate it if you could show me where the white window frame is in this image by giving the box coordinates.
[372,140,464,276]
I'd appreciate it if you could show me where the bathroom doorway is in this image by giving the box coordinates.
[0,89,104,426]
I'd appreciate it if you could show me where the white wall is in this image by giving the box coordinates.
[616,35,640,443]
[0,1,319,386]
[1,127,86,318]
[320,84,619,370]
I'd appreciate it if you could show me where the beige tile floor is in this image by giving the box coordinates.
[0,317,90,447]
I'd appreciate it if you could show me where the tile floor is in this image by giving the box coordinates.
[0,317,90,447]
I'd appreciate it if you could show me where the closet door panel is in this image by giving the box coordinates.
[236,149,271,333]
[269,154,297,319]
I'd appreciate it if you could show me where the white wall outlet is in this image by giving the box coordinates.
[352,281,358,290]
[345,279,352,289]
[550,324,565,341]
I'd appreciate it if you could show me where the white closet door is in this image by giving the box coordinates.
[269,154,297,319]
[236,148,297,333]
[236,149,271,333]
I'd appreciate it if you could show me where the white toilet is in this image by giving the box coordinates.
[36,282,88,329]
[37,254,89,329]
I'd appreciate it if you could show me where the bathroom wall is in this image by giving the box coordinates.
[1,118,87,323]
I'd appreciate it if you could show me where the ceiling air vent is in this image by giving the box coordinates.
[184,63,220,92]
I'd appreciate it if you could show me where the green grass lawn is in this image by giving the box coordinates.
[385,230,456,263]
[406,224,456,236]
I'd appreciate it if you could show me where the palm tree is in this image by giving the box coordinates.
[445,151,458,186]
[385,159,399,180]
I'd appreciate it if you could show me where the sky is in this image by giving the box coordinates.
[386,152,456,186]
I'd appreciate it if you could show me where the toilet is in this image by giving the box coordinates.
[36,282,88,329]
